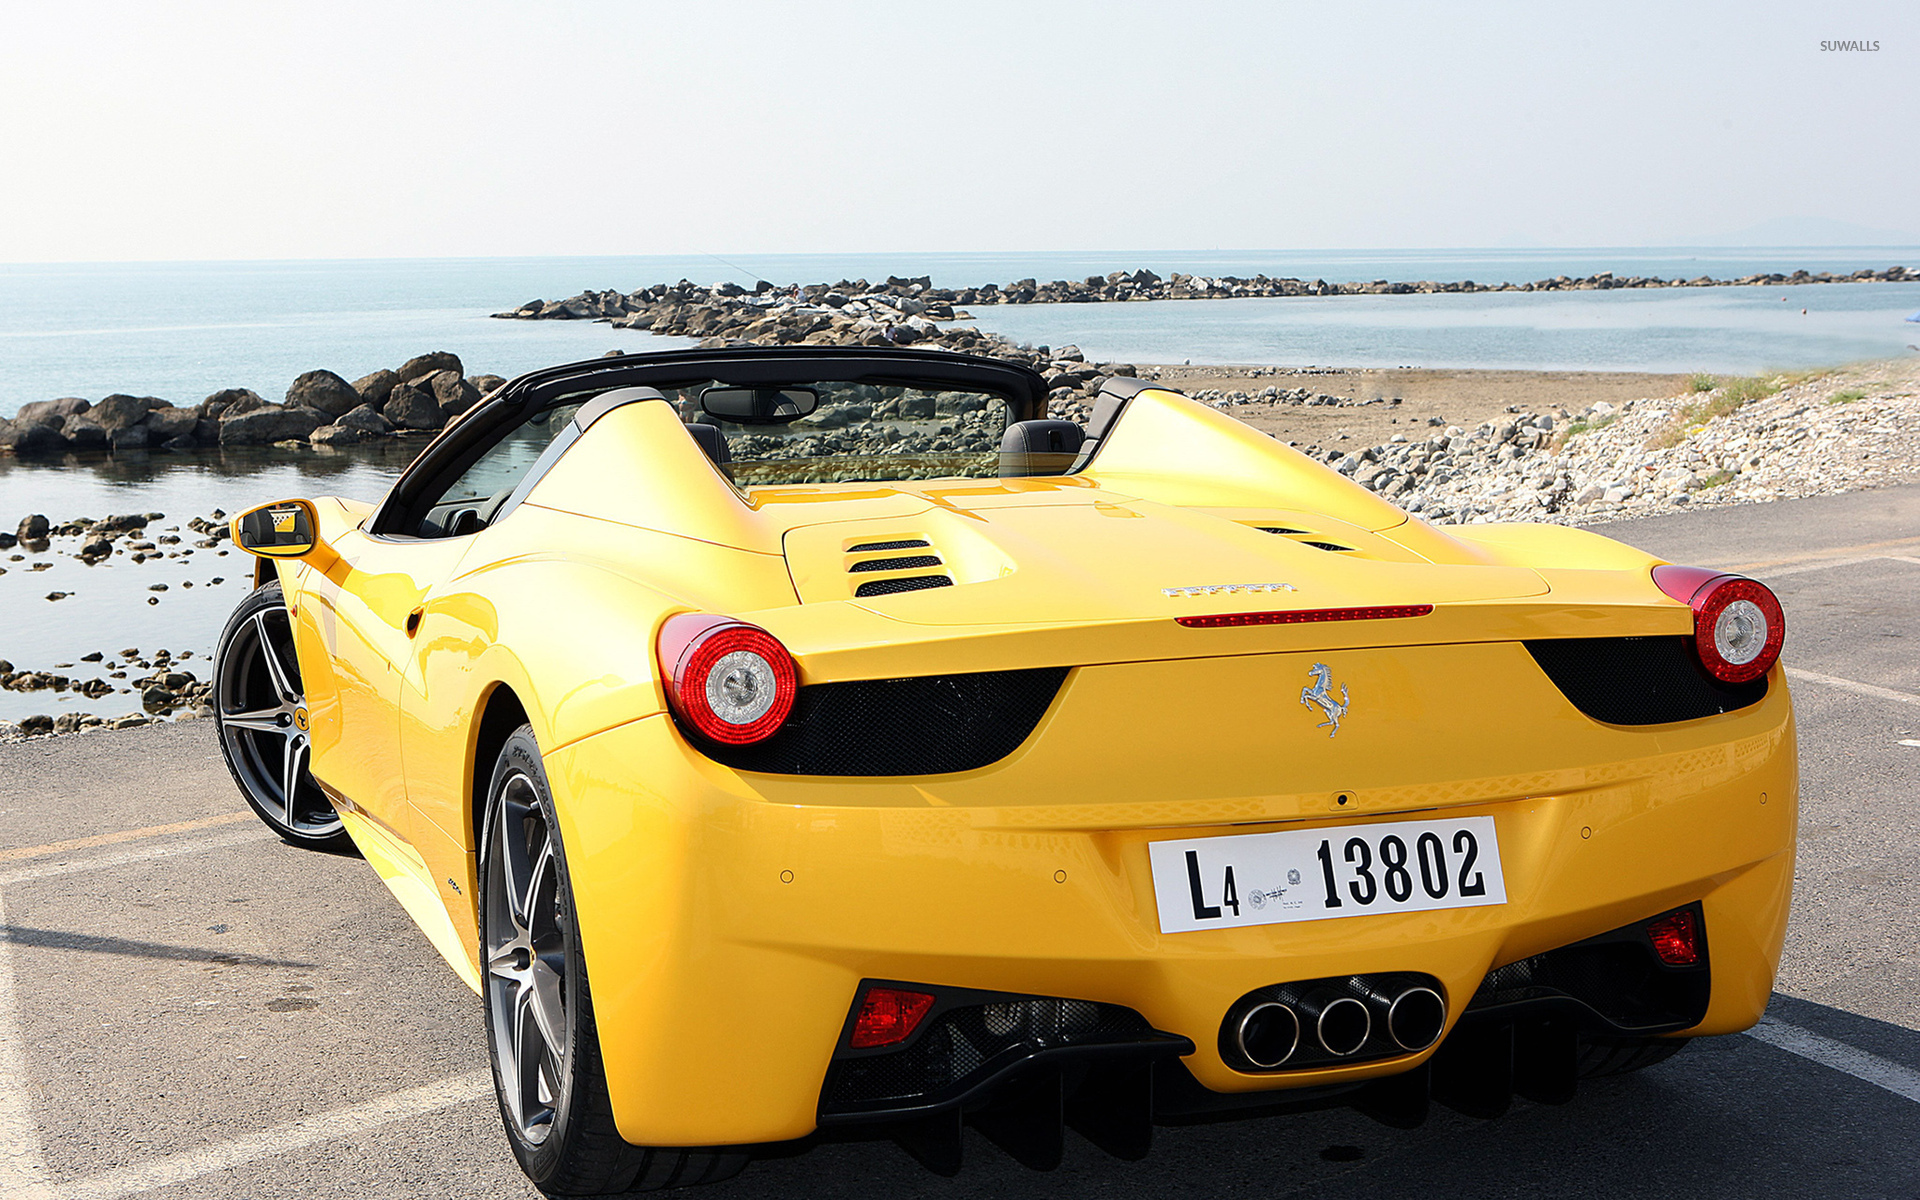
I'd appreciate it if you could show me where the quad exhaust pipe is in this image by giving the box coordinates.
[1227,976,1447,1068]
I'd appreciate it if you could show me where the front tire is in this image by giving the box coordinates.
[479,725,747,1195]
[214,581,348,849]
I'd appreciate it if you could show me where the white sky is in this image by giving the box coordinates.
[0,0,1912,262]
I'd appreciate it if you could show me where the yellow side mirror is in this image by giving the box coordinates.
[232,498,321,558]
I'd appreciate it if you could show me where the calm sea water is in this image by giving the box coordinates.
[3,248,1917,416]
[2,246,1917,720]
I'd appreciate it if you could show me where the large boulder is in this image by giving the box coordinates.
[90,394,154,433]
[336,404,394,436]
[219,404,326,446]
[202,388,265,420]
[383,384,444,431]
[0,420,68,456]
[469,373,507,398]
[16,515,49,540]
[109,425,150,452]
[310,423,370,447]
[285,369,361,417]
[61,415,109,450]
[148,407,200,440]
[351,369,399,407]
[422,369,481,420]
[397,351,463,384]
[14,397,90,425]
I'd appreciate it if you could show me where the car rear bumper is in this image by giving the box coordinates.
[542,662,1796,1147]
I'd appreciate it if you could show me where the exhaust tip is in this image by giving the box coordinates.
[1315,996,1371,1057]
[1387,987,1446,1051]
[1236,1002,1300,1068]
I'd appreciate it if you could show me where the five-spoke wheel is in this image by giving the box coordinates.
[213,582,346,848]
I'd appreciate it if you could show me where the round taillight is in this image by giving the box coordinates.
[658,613,797,745]
[1651,565,1785,684]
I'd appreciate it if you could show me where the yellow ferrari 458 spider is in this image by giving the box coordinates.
[218,346,1795,1193]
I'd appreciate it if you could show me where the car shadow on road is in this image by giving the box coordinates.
[0,923,315,970]
[703,995,1920,1200]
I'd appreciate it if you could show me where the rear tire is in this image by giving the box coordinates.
[1577,1035,1689,1078]
[478,725,748,1195]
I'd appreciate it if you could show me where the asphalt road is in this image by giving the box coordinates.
[1,485,1917,1199]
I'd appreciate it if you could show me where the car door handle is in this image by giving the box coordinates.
[406,606,425,637]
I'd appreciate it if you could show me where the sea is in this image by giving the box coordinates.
[1,245,1917,722]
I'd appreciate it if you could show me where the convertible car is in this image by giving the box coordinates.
[218,346,1795,1193]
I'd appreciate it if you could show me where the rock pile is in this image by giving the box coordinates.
[497,264,1917,334]
[1301,361,1920,525]
[0,353,509,458]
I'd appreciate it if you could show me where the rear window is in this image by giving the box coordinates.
[651,379,1014,485]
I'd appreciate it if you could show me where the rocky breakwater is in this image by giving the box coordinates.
[497,263,1917,335]
[1264,358,1920,526]
[0,352,510,458]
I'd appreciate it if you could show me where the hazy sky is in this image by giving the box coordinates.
[0,1,1911,262]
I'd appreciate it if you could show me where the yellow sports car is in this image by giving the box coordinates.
[218,346,1795,1193]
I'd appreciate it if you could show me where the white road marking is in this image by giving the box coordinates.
[1747,555,1885,579]
[1899,739,1920,748]
[41,1071,491,1200]
[0,895,55,1200]
[1747,1016,1920,1105]
[0,828,271,889]
[1785,667,1920,709]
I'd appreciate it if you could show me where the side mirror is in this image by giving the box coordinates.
[232,498,321,558]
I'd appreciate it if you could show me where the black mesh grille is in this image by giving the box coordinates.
[1468,906,1709,1032]
[850,554,943,572]
[1255,526,1310,535]
[691,667,1068,775]
[854,575,953,597]
[1526,636,1766,725]
[823,998,1154,1112]
[1301,540,1354,552]
[848,539,930,552]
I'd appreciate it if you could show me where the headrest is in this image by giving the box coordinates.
[997,419,1085,477]
[685,421,732,468]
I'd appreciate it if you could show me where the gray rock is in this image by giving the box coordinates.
[148,407,199,439]
[337,404,395,435]
[310,423,370,446]
[219,404,326,446]
[423,370,481,420]
[469,374,507,398]
[285,369,362,417]
[89,394,153,433]
[351,369,399,406]
[398,351,463,384]
[202,388,266,420]
[13,397,90,425]
[382,384,445,431]
[62,416,109,450]
[109,425,150,452]
[16,514,49,540]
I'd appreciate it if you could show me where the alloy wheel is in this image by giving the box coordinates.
[485,771,571,1145]
[216,601,340,839]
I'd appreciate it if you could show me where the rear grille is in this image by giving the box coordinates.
[1467,903,1709,1033]
[1526,636,1766,725]
[854,575,953,597]
[822,995,1158,1114]
[848,539,930,552]
[690,667,1068,776]
[850,554,942,572]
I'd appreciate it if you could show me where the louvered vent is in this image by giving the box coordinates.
[1301,540,1355,553]
[1255,526,1311,535]
[847,538,953,598]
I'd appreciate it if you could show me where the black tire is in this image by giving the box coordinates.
[213,581,350,850]
[479,725,748,1195]
[1577,1035,1689,1078]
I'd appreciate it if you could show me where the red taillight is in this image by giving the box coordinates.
[1652,565,1785,684]
[1175,604,1433,629]
[849,987,935,1048]
[658,613,797,745]
[1646,909,1700,966]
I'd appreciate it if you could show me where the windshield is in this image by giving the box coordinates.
[650,379,1015,485]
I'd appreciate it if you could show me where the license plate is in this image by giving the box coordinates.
[1149,816,1507,933]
